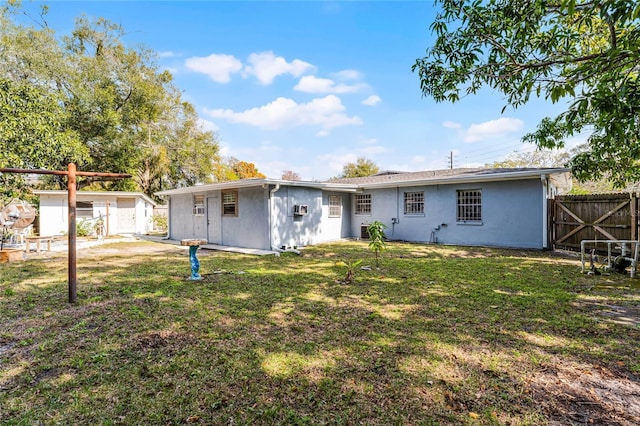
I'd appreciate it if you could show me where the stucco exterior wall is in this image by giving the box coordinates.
[350,179,545,249]
[168,187,269,249]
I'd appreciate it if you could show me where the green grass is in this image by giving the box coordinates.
[1,240,638,425]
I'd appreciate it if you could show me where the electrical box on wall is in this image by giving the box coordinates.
[293,205,308,216]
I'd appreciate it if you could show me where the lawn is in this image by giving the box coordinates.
[1,240,639,425]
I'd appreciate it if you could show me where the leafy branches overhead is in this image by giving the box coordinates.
[414,0,640,187]
[0,2,220,199]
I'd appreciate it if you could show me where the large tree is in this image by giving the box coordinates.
[414,0,640,187]
[340,157,380,178]
[0,2,220,198]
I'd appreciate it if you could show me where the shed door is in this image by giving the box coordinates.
[207,196,221,244]
[116,198,136,233]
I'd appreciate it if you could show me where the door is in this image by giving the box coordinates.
[116,198,136,233]
[207,196,221,244]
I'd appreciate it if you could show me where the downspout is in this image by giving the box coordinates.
[541,175,548,250]
[267,184,280,251]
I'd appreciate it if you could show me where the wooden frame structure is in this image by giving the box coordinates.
[0,163,130,303]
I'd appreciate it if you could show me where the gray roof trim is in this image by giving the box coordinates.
[155,179,359,196]
[357,168,571,189]
[33,190,157,206]
[154,168,571,196]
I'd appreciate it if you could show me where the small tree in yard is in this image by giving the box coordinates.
[367,221,387,268]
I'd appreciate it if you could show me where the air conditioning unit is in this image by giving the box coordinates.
[293,204,308,216]
[360,224,370,240]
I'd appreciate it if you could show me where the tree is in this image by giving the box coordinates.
[212,157,266,181]
[0,2,220,199]
[367,221,387,268]
[414,0,640,187]
[488,149,571,168]
[340,157,379,178]
[281,170,301,181]
[0,78,86,201]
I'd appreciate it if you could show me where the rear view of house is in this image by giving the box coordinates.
[156,168,571,251]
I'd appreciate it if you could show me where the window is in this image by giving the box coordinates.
[457,190,482,222]
[76,201,93,219]
[355,194,371,215]
[329,195,342,217]
[404,191,424,215]
[222,190,238,216]
[192,195,205,216]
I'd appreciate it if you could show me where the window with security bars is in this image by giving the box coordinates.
[404,191,424,215]
[457,190,482,222]
[192,195,205,216]
[222,190,238,216]
[329,195,342,217]
[355,194,371,215]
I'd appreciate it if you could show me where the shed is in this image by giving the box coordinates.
[34,190,156,236]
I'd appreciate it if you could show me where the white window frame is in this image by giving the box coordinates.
[456,189,482,223]
[193,195,205,216]
[222,190,238,217]
[329,195,342,218]
[355,194,371,215]
[404,191,425,215]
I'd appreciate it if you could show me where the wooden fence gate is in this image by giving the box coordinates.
[550,193,639,252]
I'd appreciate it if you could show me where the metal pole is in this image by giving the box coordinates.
[68,163,77,303]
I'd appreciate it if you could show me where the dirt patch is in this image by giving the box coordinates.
[530,359,640,425]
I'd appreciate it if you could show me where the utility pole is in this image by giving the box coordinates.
[448,151,454,169]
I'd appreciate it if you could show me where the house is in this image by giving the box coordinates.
[155,168,571,251]
[34,190,156,236]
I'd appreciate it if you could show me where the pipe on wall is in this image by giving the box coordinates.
[267,184,280,251]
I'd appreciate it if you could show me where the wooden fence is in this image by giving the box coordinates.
[550,193,639,252]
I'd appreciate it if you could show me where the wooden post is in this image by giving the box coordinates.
[0,165,130,303]
[68,163,77,303]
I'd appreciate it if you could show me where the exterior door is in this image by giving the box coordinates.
[207,196,221,244]
[116,198,136,233]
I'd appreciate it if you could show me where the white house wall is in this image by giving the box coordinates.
[37,193,150,236]
[352,179,545,249]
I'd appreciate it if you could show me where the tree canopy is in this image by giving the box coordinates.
[0,1,220,200]
[340,157,380,178]
[414,0,640,187]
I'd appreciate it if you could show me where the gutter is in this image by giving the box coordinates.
[267,183,280,251]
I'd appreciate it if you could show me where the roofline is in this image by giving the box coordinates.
[154,169,571,196]
[357,168,571,189]
[33,190,157,206]
[155,179,360,196]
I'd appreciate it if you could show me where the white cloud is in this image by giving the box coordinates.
[185,53,243,83]
[442,120,462,129]
[158,51,177,58]
[294,75,367,94]
[204,95,362,133]
[464,117,524,143]
[317,152,360,175]
[243,51,315,85]
[361,95,381,106]
[198,118,219,133]
[332,69,362,81]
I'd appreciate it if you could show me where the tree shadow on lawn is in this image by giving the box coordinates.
[1,240,639,425]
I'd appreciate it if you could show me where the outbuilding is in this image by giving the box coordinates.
[34,190,156,236]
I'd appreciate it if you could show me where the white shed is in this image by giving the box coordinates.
[34,190,156,237]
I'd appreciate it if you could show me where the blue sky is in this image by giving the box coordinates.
[21,1,573,180]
